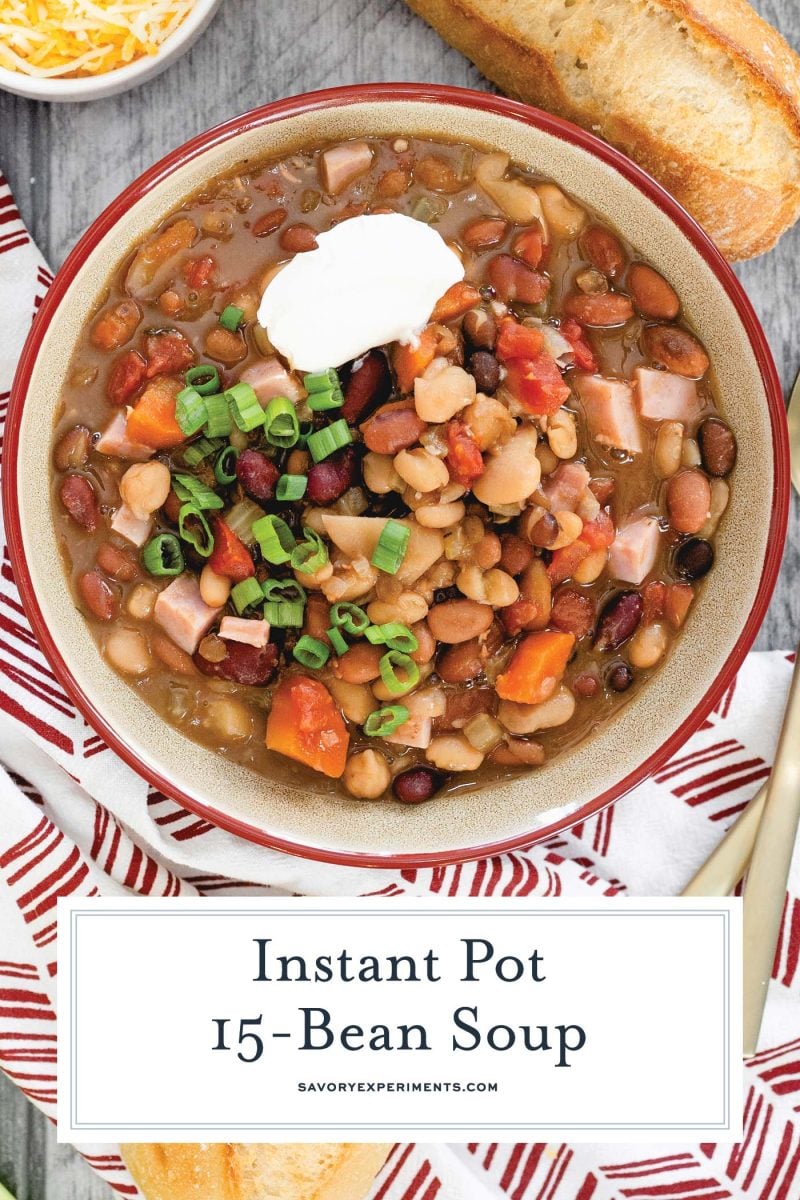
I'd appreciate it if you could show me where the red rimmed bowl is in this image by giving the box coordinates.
[3,84,789,868]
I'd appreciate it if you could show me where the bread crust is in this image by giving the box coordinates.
[404,0,800,259]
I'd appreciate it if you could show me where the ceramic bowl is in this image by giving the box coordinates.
[3,84,789,866]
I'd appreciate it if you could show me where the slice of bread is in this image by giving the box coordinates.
[121,1143,392,1200]
[404,0,800,259]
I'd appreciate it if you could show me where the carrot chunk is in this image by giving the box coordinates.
[393,325,438,394]
[495,630,575,706]
[125,377,184,449]
[431,281,481,322]
[266,676,349,778]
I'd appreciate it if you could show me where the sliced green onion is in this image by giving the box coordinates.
[296,419,314,448]
[263,396,300,448]
[327,626,348,656]
[364,704,410,737]
[303,367,341,394]
[290,527,329,575]
[293,635,330,670]
[227,381,265,432]
[182,436,221,467]
[307,419,352,463]
[172,473,224,510]
[379,650,420,696]
[307,387,343,412]
[185,364,220,395]
[204,392,233,438]
[276,474,308,502]
[177,503,215,557]
[219,304,244,331]
[142,532,184,577]
[214,445,239,486]
[251,514,296,564]
[175,386,208,436]
[231,576,265,614]
[365,622,418,653]
[371,519,410,574]
[330,602,369,636]
[262,579,307,627]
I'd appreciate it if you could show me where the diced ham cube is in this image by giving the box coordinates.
[636,367,700,423]
[385,714,433,750]
[542,461,591,514]
[240,357,306,404]
[96,411,154,461]
[319,141,373,195]
[110,503,152,547]
[608,516,661,585]
[575,374,643,455]
[154,574,222,655]
[219,616,271,648]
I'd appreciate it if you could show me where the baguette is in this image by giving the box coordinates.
[121,1143,392,1200]
[404,0,800,259]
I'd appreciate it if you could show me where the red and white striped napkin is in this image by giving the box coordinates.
[1,170,799,1199]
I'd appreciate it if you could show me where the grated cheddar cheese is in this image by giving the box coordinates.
[0,0,198,78]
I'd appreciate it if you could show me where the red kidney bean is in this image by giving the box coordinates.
[106,350,146,405]
[550,588,596,639]
[194,640,279,685]
[607,662,634,692]
[698,418,737,477]
[306,445,357,504]
[279,223,318,253]
[60,474,100,532]
[563,292,634,326]
[78,570,118,621]
[361,401,426,455]
[573,670,600,698]
[392,765,447,804]
[594,590,643,650]
[468,351,500,394]
[462,216,508,251]
[666,469,711,534]
[96,542,138,582]
[53,425,91,471]
[627,263,679,320]
[143,329,195,378]
[581,226,625,277]
[236,449,280,501]
[252,207,288,237]
[643,324,709,377]
[487,254,550,304]
[675,538,714,580]
[341,349,392,423]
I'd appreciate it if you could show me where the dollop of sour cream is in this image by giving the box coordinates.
[257,212,464,373]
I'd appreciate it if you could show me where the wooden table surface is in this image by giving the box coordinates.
[0,0,798,1194]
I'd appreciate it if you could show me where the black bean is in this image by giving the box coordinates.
[675,538,715,580]
[607,662,634,692]
[392,766,448,804]
[468,350,500,394]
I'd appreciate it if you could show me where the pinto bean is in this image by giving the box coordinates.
[563,292,634,326]
[643,324,709,378]
[439,687,494,730]
[468,351,500,394]
[487,254,550,304]
[437,637,485,683]
[490,737,545,766]
[666,469,712,534]
[60,474,100,532]
[204,325,247,364]
[279,222,318,252]
[550,588,596,639]
[252,206,287,237]
[522,510,559,548]
[79,571,119,621]
[675,538,714,580]
[698,418,737,477]
[499,534,534,576]
[90,299,141,350]
[572,671,600,699]
[306,445,358,504]
[462,308,496,349]
[54,425,91,471]
[151,633,196,674]
[303,593,332,644]
[410,620,436,664]
[462,216,508,250]
[341,349,392,423]
[361,401,426,455]
[376,168,410,198]
[427,599,493,644]
[501,558,552,635]
[581,225,625,277]
[627,263,679,319]
[333,642,384,683]
[193,640,278,686]
[594,590,643,651]
[96,542,138,582]
[392,765,447,804]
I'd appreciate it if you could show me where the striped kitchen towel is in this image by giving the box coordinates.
[1,170,799,1200]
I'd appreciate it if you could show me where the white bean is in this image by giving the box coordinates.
[394,448,450,493]
[105,628,152,676]
[628,622,668,670]
[119,461,171,521]
[426,734,484,772]
[498,687,576,734]
[200,564,232,608]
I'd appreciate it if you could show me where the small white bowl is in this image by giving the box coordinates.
[0,0,222,102]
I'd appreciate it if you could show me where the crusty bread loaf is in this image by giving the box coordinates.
[404,0,800,259]
[121,1143,392,1200]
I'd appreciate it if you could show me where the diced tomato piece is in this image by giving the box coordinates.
[642,580,667,625]
[495,317,545,363]
[393,325,438,394]
[487,254,550,304]
[431,281,481,322]
[209,517,256,582]
[183,255,217,291]
[106,350,147,406]
[512,227,544,269]
[579,509,615,550]
[266,676,349,779]
[125,377,184,449]
[143,329,195,379]
[546,540,591,585]
[445,420,484,488]
[665,582,694,629]
[504,353,570,415]
[560,318,597,372]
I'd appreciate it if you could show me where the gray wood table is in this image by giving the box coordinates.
[0,0,798,1194]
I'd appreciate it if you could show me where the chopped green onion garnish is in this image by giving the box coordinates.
[172,473,224,510]
[251,514,296,564]
[293,635,330,670]
[182,437,221,467]
[364,704,410,737]
[185,364,220,395]
[142,532,184,577]
[290,527,329,575]
[175,386,208,436]
[227,381,265,432]
[219,304,245,331]
[365,622,419,653]
[307,387,343,412]
[371,519,410,575]
[276,474,308,502]
[262,579,307,627]
[307,419,352,463]
[263,396,300,448]
[330,602,369,636]
[214,445,239,486]
[296,419,314,448]
[177,503,215,557]
[231,576,265,614]
[303,367,341,394]
[379,650,420,696]
[204,392,233,438]
[327,626,348,656]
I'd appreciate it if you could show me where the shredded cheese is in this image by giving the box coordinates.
[0,0,197,78]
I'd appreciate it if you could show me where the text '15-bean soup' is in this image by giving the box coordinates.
[52,135,736,804]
